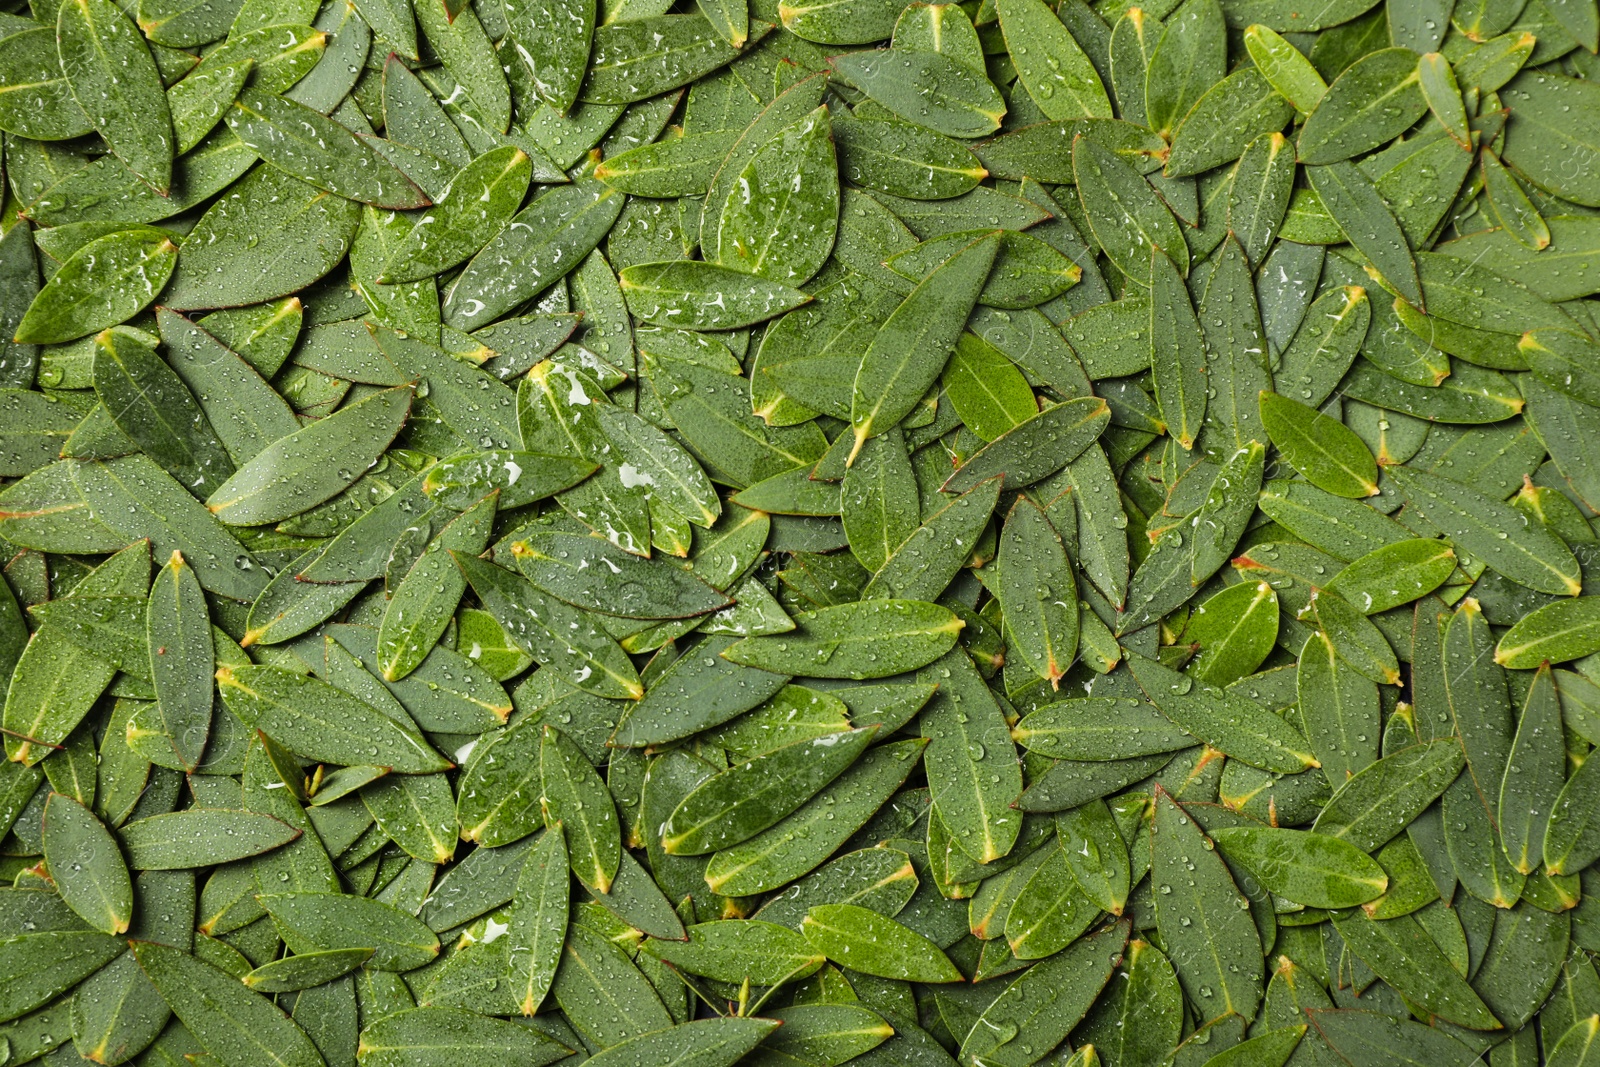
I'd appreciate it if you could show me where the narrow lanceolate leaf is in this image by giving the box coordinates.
[642,920,826,985]
[505,0,594,114]
[14,233,178,345]
[996,0,1112,120]
[259,892,439,970]
[1260,391,1379,498]
[132,940,326,1067]
[205,385,413,526]
[996,497,1077,688]
[1126,652,1318,773]
[828,48,1005,138]
[421,451,597,511]
[93,324,233,494]
[227,89,427,209]
[1305,161,1423,309]
[1296,48,1425,164]
[118,809,301,868]
[802,904,961,982]
[919,650,1023,865]
[1330,911,1500,1029]
[1324,539,1457,615]
[1313,740,1464,851]
[849,232,1000,461]
[1498,664,1565,875]
[863,476,1002,601]
[217,664,451,773]
[1152,788,1262,1023]
[357,1007,571,1067]
[507,830,567,1016]
[960,920,1127,1067]
[42,793,133,935]
[147,551,213,771]
[540,724,621,893]
[662,727,877,854]
[379,146,534,283]
[578,1018,778,1067]
[722,600,963,679]
[1389,466,1581,597]
[58,0,175,193]
[1149,246,1207,450]
[619,260,811,330]
[510,532,731,619]
[1297,630,1380,785]
[0,929,125,1023]
[1495,598,1600,668]
[1012,695,1194,759]
[376,493,496,682]
[455,552,643,700]
[1210,826,1387,908]
[940,396,1111,494]
[717,106,839,286]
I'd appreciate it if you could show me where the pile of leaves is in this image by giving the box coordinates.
[5,0,1600,1061]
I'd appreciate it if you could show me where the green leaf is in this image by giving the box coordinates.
[243,948,372,992]
[940,395,1110,494]
[94,326,233,495]
[1297,47,1425,164]
[42,792,132,935]
[15,231,178,345]
[828,48,1005,138]
[442,172,622,330]
[505,0,594,114]
[164,164,360,312]
[0,27,92,140]
[620,260,810,330]
[1143,0,1225,140]
[996,0,1112,120]
[1305,1009,1480,1067]
[509,531,731,619]
[1259,391,1378,498]
[1495,597,1600,669]
[58,0,175,193]
[704,738,925,896]
[1388,465,1581,597]
[1498,664,1565,876]
[1152,788,1262,1022]
[717,106,839,286]
[540,724,621,893]
[959,920,1127,1067]
[662,727,877,854]
[578,1017,779,1067]
[1305,160,1422,309]
[379,147,534,283]
[1331,911,1500,1028]
[506,830,567,1016]
[205,385,412,526]
[118,809,301,868]
[218,664,450,773]
[1127,652,1318,773]
[1075,134,1187,282]
[582,15,759,105]
[723,600,963,679]
[0,931,126,1024]
[132,939,325,1067]
[831,115,987,201]
[421,450,598,512]
[357,1008,571,1067]
[802,903,961,982]
[1209,825,1387,908]
[996,497,1078,688]
[259,892,439,971]
[377,493,495,682]
[145,551,213,772]
[642,919,824,984]
[455,552,644,700]
[1012,695,1195,759]
[156,309,300,466]
[1324,539,1457,615]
